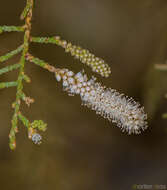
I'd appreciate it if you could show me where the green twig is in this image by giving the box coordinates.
[0,45,23,63]
[0,26,24,34]
[22,73,31,83]
[0,64,20,75]
[26,53,58,73]
[0,81,18,89]
[18,113,30,128]
[10,0,34,150]
[30,36,61,45]
[20,0,33,20]
[26,53,49,68]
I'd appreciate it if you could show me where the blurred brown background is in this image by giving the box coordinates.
[1,0,167,190]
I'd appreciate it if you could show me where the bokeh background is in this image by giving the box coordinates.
[1,0,167,189]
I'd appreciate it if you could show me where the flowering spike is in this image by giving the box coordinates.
[54,69,148,134]
[27,55,148,134]
[30,36,111,77]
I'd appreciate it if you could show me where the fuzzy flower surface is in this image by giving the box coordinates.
[54,69,148,134]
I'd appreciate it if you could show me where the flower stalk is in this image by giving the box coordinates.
[27,54,148,134]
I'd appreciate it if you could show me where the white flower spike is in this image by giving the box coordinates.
[55,69,148,134]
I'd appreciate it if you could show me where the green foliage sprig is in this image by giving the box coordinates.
[0,0,148,150]
[0,0,48,150]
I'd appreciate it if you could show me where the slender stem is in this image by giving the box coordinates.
[26,53,59,73]
[30,36,61,45]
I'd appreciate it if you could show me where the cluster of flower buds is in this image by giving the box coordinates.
[55,36,111,77]
[54,69,148,134]
[27,120,47,145]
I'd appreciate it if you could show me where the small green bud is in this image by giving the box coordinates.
[31,120,47,132]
